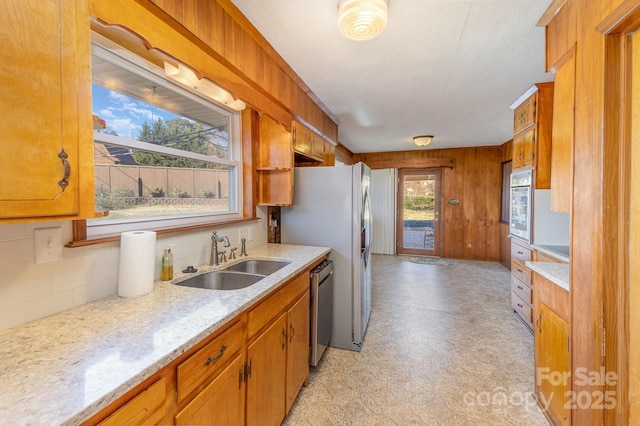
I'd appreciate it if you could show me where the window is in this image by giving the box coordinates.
[87,39,242,238]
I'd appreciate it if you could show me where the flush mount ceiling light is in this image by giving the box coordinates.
[413,135,433,147]
[338,0,389,41]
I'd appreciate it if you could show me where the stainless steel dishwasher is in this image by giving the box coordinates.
[310,260,333,366]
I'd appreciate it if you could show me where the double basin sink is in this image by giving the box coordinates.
[175,259,290,291]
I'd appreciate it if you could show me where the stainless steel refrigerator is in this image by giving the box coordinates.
[281,163,372,352]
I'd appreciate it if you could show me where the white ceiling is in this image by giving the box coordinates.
[230,0,554,153]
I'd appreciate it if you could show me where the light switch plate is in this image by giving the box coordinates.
[34,227,63,264]
[247,227,254,241]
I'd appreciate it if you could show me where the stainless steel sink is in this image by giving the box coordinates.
[175,271,265,290]
[225,259,290,275]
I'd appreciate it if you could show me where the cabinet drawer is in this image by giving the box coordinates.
[511,292,533,330]
[511,242,532,263]
[511,260,531,286]
[511,275,532,305]
[177,320,245,402]
[98,378,165,426]
[248,271,309,339]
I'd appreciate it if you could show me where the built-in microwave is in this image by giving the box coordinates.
[509,169,532,242]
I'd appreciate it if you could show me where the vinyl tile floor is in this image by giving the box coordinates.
[283,254,549,425]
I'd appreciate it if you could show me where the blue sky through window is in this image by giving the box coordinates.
[92,85,181,138]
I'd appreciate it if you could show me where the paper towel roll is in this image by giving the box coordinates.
[118,231,157,298]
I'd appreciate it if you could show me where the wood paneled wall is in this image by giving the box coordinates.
[354,146,503,261]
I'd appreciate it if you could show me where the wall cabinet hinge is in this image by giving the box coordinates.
[244,359,252,381]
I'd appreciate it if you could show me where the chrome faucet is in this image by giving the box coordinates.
[210,231,230,266]
[239,237,248,257]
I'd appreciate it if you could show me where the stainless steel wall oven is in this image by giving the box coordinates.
[509,169,533,242]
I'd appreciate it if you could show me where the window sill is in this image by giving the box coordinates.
[66,216,260,248]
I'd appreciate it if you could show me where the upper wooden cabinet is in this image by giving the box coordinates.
[0,0,94,223]
[510,83,554,189]
[539,1,575,213]
[256,114,294,206]
[539,0,576,73]
[550,48,575,213]
[292,121,324,162]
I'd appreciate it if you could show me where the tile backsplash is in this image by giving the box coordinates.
[0,209,266,331]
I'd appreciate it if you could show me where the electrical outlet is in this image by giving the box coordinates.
[34,227,63,264]
[238,228,248,242]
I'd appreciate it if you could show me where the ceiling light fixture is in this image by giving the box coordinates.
[164,62,246,111]
[413,135,433,147]
[338,0,389,41]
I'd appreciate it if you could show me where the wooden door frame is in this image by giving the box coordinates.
[395,168,442,256]
[598,4,640,423]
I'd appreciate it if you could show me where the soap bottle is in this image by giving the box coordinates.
[161,247,173,281]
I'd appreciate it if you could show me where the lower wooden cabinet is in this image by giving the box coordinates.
[176,354,246,425]
[246,314,288,426]
[532,270,571,426]
[535,303,570,426]
[97,378,165,426]
[286,291,310,413]
[511,240,533,331]
[246,290,311,426]
[86,262,320,426]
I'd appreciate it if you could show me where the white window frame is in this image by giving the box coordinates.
[87,38,243,238]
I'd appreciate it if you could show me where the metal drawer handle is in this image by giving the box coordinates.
[289,323,295,342]
[517,303,523,308]
[204,345,227,366]
[58,148,70,191]
[517,268,523,273]
[517,251,524,255]
[517,285,523,290]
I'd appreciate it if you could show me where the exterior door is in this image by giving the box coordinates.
[396,169,442,256]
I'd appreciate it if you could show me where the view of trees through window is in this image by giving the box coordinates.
[89,45,239,228]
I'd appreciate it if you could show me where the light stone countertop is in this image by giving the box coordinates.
[525,261,570,292]
[531,244,570,263]
[0,243,330,426]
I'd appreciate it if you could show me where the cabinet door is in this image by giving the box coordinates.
[536,303,570,426]
[311,134,325,161]
[246,313,287,426]
[550,49,575,213]
[175,354,246,426]
[0,0,93,220]
[521,127,536,168]
[513,94,536,134]
[512,133,522,169]
[286,291,310,413]
[293,122,312,156]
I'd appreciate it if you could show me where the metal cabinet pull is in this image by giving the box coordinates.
[58,149,70,191]
[204,345,227,366]
[281,328,286,350]
[289,323,295,342]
